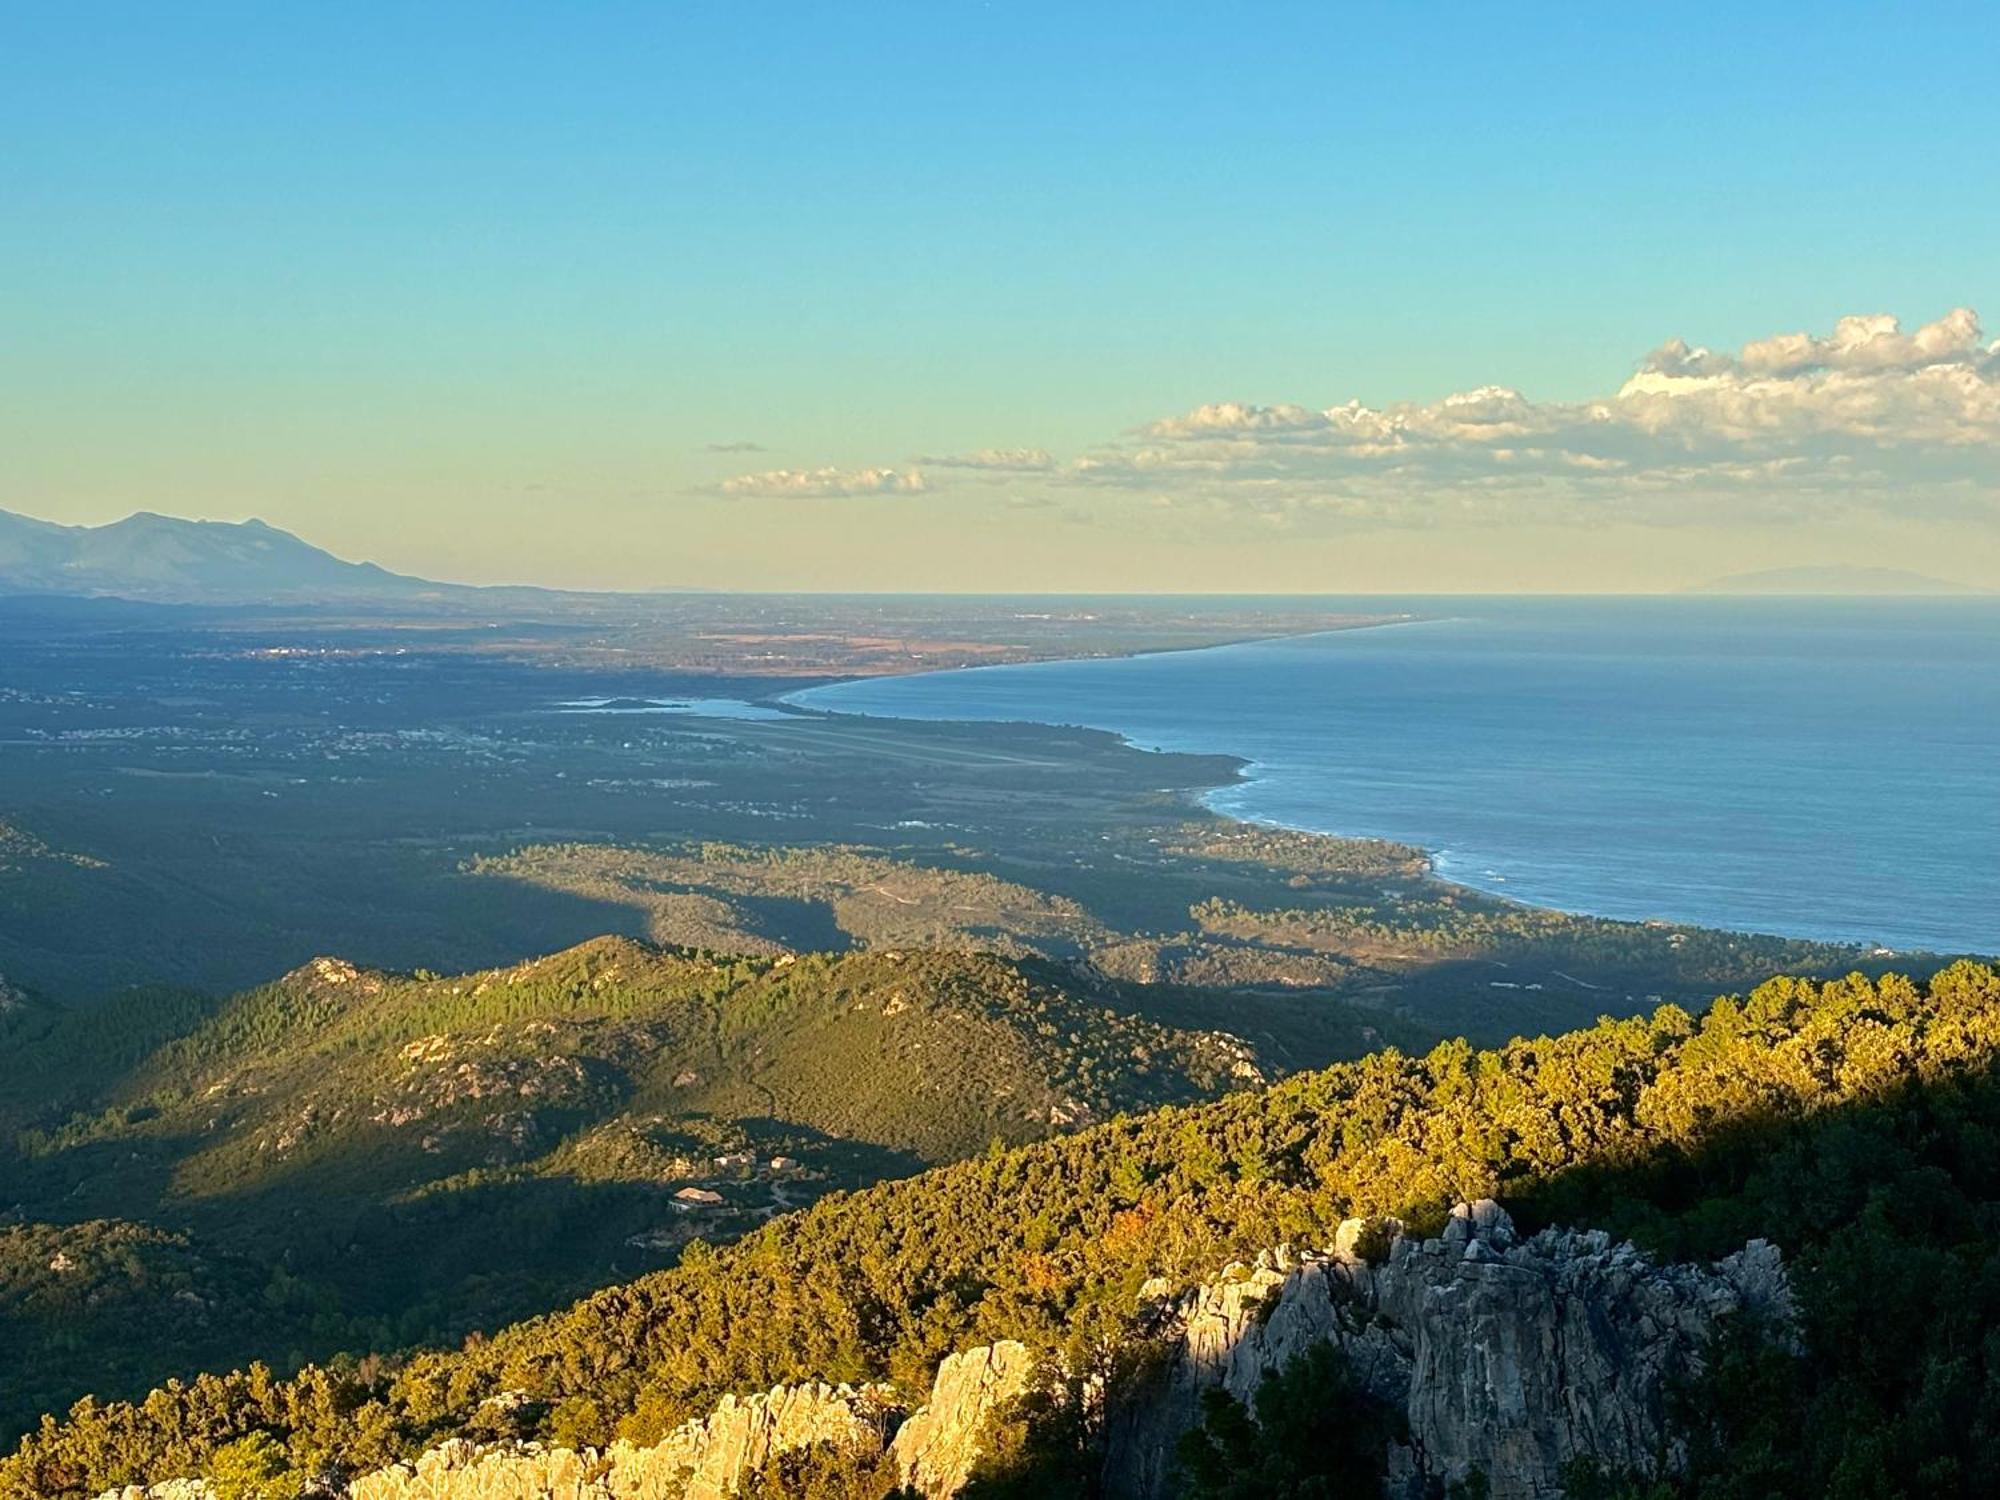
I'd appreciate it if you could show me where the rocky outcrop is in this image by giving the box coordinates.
[890,1341,1037,1496]
[344,1381,897,1500]
[284,956,387,997]
[348,1442,603,1500]
[1104,1201,1792,1500]
[634,1381,900,1500]
[98,1346,1028,1500]
[332,1347,1029,1500]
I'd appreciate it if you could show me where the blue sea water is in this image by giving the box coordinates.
[789,598,2000,955]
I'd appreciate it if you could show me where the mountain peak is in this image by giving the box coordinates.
[0,506,453,605]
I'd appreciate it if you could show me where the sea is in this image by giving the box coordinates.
[788,597,2000,956]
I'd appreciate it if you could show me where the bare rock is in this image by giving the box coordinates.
[633,1381,899,1500]
[1103,1204,1795,1500]
[346,1439,604,1500]
[346,1382,897,1500]
[285,956,385,996]
[891,1340,1037,1497]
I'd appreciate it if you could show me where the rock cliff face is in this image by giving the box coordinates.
[1103,1201,1792,1500]
[889,1342,1038,1496]
[94,1206,1789,1500]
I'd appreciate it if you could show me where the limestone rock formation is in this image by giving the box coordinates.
[344,1381,897,1500]
[1103,1200,1792,1500]
[634,1381,900,1500]
[285,956,386,997]
[94,1347,1022,1500]
[348,1440,601,1500]
[890,1341,1037,1496]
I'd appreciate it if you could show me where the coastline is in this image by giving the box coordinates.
[777,610,1994,957]
[750,610,1427,709]
[773,633,1635,942]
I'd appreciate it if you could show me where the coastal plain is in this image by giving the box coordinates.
[0,593,1885,1029]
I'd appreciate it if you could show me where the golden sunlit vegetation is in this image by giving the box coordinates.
[11,962,2000,1498]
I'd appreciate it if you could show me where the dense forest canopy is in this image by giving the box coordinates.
[9,961,2000,1498]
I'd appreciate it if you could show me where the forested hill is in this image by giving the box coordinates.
[0,938,1276,1446]
[5,935,1262,1173]
[12,960,2000,1498]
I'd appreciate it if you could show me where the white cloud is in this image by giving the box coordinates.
[1147,403,1334,437]
[715,309,2000,532]
[1073,307,2000,527]
[1732,306,1985,376]
[917,447,1058,471]
[718,466,926,498]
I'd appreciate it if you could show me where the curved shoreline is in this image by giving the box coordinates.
[778,618,1991,957]
[833,697,1913,952]
[753,612,1432,712]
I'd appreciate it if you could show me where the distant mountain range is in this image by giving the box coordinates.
[1690,564,1989,596]
[0,507,491,606]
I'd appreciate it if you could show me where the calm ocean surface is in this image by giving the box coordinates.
[789,598,2000,955]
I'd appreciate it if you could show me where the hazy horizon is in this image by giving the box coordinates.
[6,502,1997,600]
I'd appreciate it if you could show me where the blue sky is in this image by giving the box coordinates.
[4,3,1997,590]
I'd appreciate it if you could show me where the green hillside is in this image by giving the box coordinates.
[0,938,1311,1444]
[12,961,2000,1498]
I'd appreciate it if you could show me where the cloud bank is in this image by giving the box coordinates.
[735,309,1999,532]
[1088,307,2000,527]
